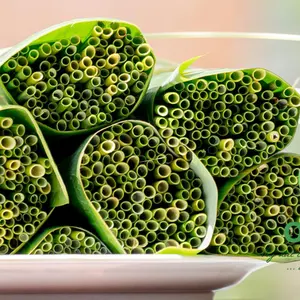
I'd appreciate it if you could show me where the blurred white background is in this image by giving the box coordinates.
[0,0,300,84]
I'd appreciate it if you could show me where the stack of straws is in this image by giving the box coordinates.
[207,154,300,255]
[0,106,68,254]
[72,121,207,254]
[0,21,154,133]
[149,69,298,177]
[0,18,298,258]
[0,117,52,254]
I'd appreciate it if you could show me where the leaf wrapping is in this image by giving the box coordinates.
[0,105,68,254]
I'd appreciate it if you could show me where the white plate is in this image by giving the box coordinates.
[0,255,268,300]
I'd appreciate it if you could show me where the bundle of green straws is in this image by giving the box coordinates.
[0,19,298,260]
[144,67,299,178]
[0,19,154,136]
[0,106,68,254]
[206,153,300,256]
[64,120,216,254]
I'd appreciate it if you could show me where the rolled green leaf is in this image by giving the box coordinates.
[142,58,300,178]
[205,153,300,261]
[62,120,217,254]
[0,19,156,138]
[0,106,68,254]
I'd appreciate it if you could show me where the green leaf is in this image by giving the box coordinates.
[153,58,178,76]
